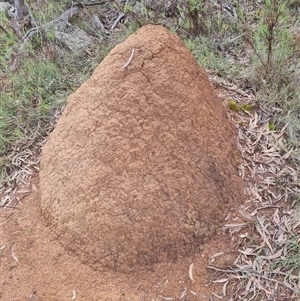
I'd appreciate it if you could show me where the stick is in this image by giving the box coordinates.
[122,48,135,69]
[9,7,79,71]
[111,13,125,31]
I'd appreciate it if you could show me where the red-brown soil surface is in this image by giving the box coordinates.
[1,25,246,300]
[1,178,241,300]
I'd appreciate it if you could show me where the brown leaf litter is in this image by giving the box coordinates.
[208,73,300,300]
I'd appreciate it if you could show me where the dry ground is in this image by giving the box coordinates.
[1,175,243,301]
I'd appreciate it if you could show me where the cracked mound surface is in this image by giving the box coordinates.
[40,25,244,272]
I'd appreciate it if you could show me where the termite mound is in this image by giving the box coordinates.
[39,25,245,273]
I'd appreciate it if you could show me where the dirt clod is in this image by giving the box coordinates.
[39,25,245,273]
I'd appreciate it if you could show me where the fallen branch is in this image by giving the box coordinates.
[9,6,79,71]
[111,13,125,31]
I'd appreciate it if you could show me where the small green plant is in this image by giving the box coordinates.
[240,0,295,84]
[268,122,276,131]
[229,99,239,111]
[237,0,300,161]
[118,1,163,27]
[177,0,208,36]
[241,103,253,113]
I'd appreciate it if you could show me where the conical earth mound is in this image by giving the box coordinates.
[40,25,244,273]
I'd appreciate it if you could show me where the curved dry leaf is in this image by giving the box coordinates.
[189,263,194,282]
[222,280,229,296]
[180,289,187,299]
[11,244,18,262]
[212,278,229,283]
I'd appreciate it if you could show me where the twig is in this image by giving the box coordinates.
[111,13,125,31]
[254,205,281,211]
[44,7,79,30]
[67,0,107,7]
[9,7,79,72]
[9,34,31,71]
[207,265,241,273]
[21,27,39,41]
[122,48,135,69]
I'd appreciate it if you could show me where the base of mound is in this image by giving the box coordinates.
[0,175,241,301]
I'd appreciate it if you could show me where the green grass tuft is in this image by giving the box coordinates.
[229,100,239,112]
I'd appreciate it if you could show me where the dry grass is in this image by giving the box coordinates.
[0,106,63,223]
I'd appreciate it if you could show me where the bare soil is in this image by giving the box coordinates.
[1,177,240,300]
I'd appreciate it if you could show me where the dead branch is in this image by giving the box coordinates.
[9,6,79,71]
[111,13,125,31]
